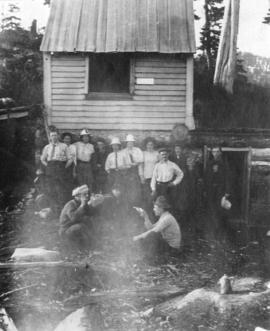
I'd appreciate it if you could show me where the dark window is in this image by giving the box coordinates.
[89,53,130,93]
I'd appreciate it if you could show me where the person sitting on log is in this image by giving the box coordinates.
[59,185,104,254]
[133,196,182,259]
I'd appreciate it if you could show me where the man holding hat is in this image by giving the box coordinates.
[133,196,181,257]
[122,134,143,207]
[74,129,95,191]
[151,148,183,207]
[105,137,127,190]
[59,184,104,253]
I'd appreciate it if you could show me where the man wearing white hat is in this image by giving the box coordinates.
[121,134,143,206]
[105,137,127,190]
[74,129,95,191]
[59,184,104,253]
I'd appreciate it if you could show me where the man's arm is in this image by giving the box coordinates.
[105,154,111,173]
[40,145,48,167]
[65,145,73,168]
[171,163,184,186]
[150,164,158,192]
[133,216,169,241]
[67,203,87,223]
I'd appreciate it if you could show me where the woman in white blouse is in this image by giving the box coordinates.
[141,137,159,212]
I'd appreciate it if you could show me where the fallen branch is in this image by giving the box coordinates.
[0,261,121,279]
[64,285,186,307]
[0,283,38,299]
[0,261,91,269]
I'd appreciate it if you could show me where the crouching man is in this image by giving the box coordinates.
[133,196,181,260]
[59,185,104,254]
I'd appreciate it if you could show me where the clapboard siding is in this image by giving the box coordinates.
[49,54,188,131]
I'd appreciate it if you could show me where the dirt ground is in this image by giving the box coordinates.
[0,189,269,331]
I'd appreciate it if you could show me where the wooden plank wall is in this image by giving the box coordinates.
[50,54,187,131]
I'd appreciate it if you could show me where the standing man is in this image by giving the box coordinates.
[122,134,143,207]
[94,138,108,193]
[169,142,189,223]
[105,137,127,191]
[151,148,184,208]
[74,129,95,191]
[41,130,72,210]
[59,185,104,253]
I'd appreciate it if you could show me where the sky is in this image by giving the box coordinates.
[0,0,270,58]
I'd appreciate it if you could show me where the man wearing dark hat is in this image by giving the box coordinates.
[133,196,181,257]
[151,148,183,206]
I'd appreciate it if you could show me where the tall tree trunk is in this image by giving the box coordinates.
[204,0,213,69]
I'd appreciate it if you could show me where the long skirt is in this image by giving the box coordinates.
[76,161,93,192]
[46,161,66,208]
[122,167,142,207]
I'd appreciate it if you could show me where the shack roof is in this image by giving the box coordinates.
[40,0,196,53]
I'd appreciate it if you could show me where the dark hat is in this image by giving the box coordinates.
[154,196,171,209]
[61,132,73,140]
[174,141,183,148]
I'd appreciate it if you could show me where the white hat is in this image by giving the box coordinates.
[80,129,90,136]
[110,137,121,145]
[125,134,135,142]
[72,185,89,197]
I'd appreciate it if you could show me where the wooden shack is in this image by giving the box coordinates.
[40,0,196,135]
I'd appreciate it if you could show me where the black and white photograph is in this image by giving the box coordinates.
[0,0,270,330]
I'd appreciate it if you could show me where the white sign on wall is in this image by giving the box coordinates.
[136,78,155,85]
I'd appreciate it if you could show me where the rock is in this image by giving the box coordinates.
[255,327,270,331]
[155,288,270,331]
[54,306,104,331]
[11,248,61,262]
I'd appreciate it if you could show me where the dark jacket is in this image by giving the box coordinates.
[59,199,95,234]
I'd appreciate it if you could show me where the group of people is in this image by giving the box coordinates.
[37,127,202,259]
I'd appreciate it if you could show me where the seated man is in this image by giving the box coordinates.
[133,196,181,259]
[59,185,104,253]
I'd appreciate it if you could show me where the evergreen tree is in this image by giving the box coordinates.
[263,9,270,24]
[199,0,224,71]
[0,4,43,104]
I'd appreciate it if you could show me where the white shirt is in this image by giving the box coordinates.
[142,150,159,179]
[122,147,143,166]
[41,142,70,163]
[151,160,183,191]
[146,211,181,249]
[75,142,95,162]
[105,151,127,172]
[67,144,76,164]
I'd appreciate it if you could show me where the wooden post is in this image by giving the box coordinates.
[185,55,195,130]
[245,147,252,225]
[84,55,89,94]
[43,52,52,125]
